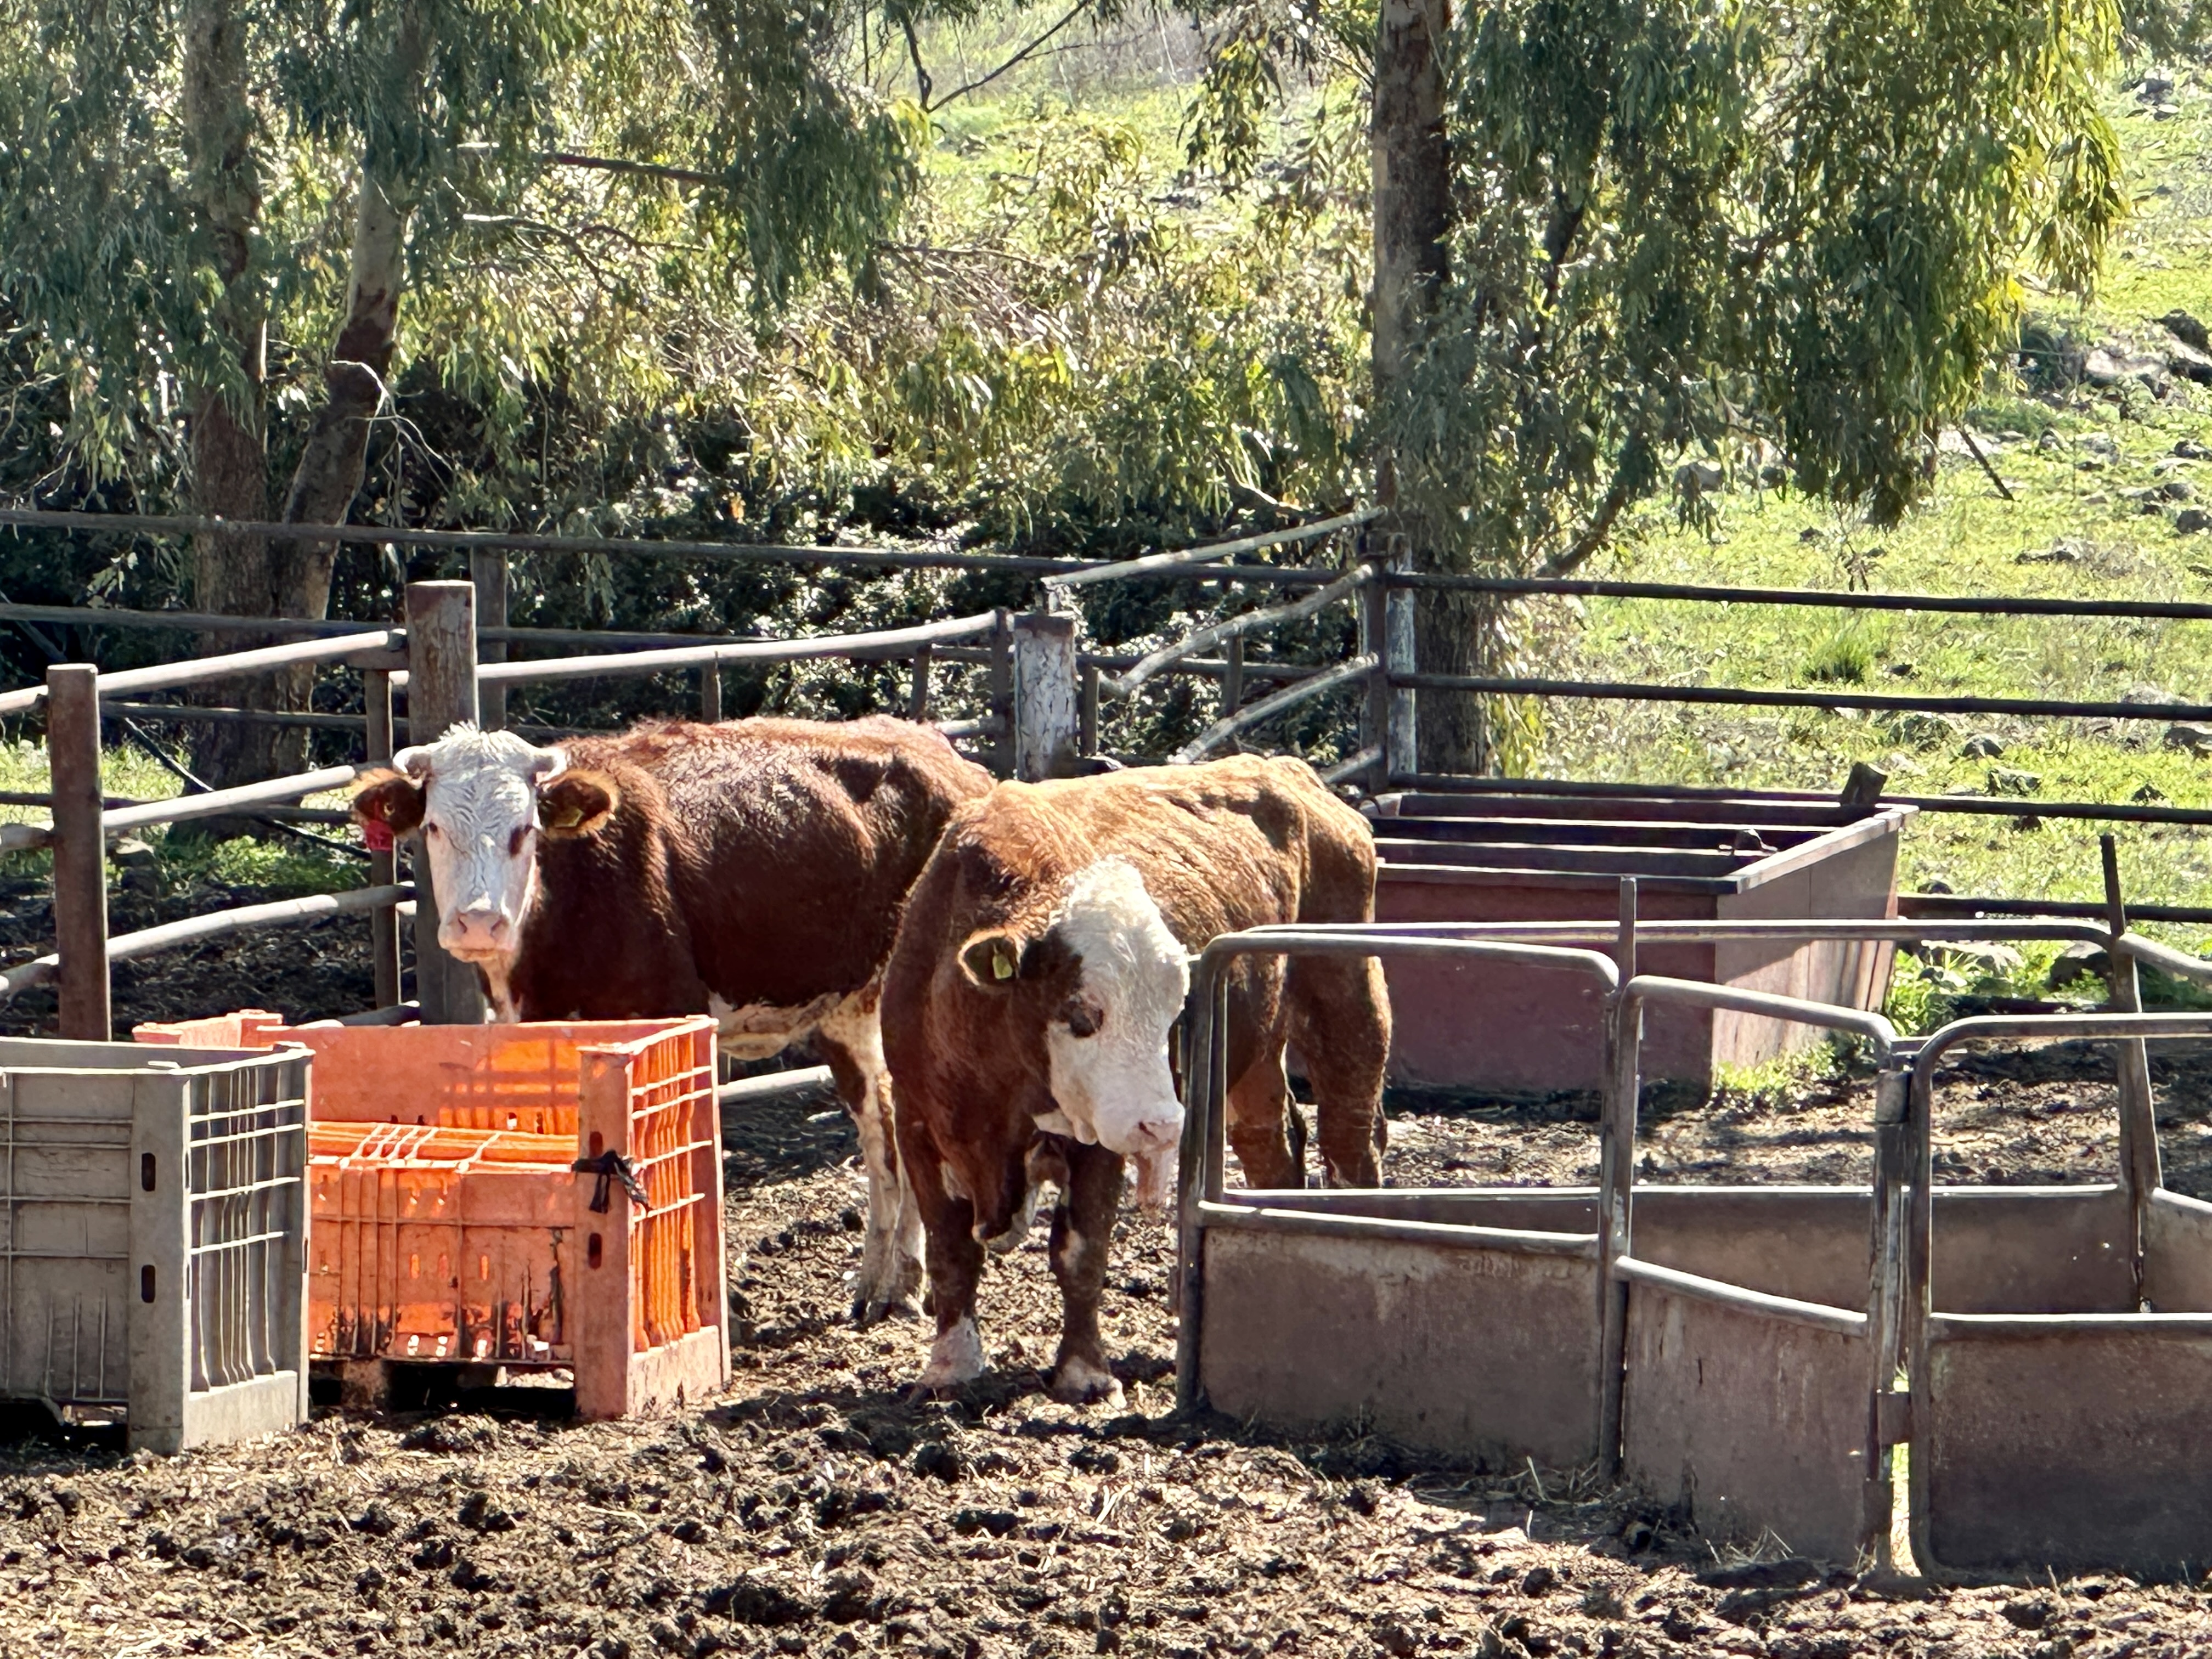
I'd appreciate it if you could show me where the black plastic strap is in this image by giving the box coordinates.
[572,1149,650,1214]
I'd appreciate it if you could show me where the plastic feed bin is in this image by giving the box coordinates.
[134,1013,729,1419]
[0,1037,311,1452]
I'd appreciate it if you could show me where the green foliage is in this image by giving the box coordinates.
[1802,614,1882,684]
[0,0,922,505]
[1377,0,2127,583]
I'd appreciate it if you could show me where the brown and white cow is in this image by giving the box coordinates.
[351,715,992,1323]
[881,754,1391,1403]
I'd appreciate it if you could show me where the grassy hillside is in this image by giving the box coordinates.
[1541,70,2212,947]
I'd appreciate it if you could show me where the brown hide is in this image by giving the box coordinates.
[505,716,991,1021]
[883,753,1388,1240]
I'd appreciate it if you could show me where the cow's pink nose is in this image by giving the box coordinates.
[442,907,511,950]
[1130,1115,1181,1150]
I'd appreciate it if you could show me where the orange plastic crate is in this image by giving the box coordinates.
[135,1013,727,1419]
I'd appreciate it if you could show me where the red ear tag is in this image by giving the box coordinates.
[362,818,394,853]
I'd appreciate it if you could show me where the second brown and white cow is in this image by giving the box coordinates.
[881,754,1391,1403]
[351,715,992,1323]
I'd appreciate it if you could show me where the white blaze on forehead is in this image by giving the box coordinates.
[401,725,564,964]
[1042,857,1190,1159]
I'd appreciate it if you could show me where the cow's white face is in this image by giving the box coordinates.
[352,726,617,974]
[1039,858,1190,1160]
[408,730,562,961]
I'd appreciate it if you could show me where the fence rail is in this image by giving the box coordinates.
[8,503,2212,1041]
[0,506,1345,586]
[1396,672,2212,726]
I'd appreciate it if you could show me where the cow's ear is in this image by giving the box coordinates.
[350,769,425,835]
[538,770,619,837]
[958,930,1028,991]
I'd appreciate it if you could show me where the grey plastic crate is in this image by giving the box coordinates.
[0,1038,310,1452]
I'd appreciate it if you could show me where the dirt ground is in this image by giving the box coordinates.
[5,1041,2212,1657]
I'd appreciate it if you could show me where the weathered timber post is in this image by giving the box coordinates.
[1079,662,1101,758]
[364,667,402,1008]
[1384,548,1418,783]
[470,548,508,732]
[1358,566,1392,794]
[407,582,483,1024]
[1222,635,1245,754]
[699,667,722,724]
[986,611,1015,778]
[909,645,933,723]
[48,664,110,1039]
[1009,612,1080,781]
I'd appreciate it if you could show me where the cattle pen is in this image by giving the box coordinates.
[0,508,2210,1585]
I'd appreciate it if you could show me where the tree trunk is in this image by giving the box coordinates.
[256,166,415,772]
[1373,0,1488,774]
[180,0,283,792]
[177,0,422,793]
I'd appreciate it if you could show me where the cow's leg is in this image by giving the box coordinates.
[1224,1045,1302,1190]
[1045,1138,1125,1407]
[904,1137,989,1391]
[815,998,924,1325]
[1288,953,1391,1187]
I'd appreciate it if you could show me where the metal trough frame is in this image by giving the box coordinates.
[1903,1002,2212,1583]
[1175,903,2212,1577]
[1368,792,1914,1097]
[1175,931,1622,1470]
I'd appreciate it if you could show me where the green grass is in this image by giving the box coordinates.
[1539,71,2212,960]
[0,736,362,899]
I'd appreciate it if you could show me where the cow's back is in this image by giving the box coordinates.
[517,716,989,1020]
[941,754,1373,945]
[884,754,1374,1090]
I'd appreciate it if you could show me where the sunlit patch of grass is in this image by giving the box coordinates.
[1710,1043,1853,1107]
[1802,614,1885,684]
[1545,81,2212,959]
[0,741,363,897]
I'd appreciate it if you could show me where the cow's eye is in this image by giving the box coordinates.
[508,824,529,857]
[1063,999,1103,1039]
[423,821,443,839]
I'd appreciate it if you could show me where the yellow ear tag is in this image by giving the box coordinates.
[545,802,583,830]
[992,948,1015,981]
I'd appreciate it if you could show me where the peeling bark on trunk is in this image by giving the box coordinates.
[1373,0,1490,774]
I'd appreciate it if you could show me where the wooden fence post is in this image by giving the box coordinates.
[1359,567,1392,794]
[909,645,933,724]
[470,548,508,732]
[1079,662,1101,758]
[1010,612,1080,781]
[406,582,483,1024]
[47,664,110,1039]
[986,610,1015,778]
[364,667,402,1009]
[699,667,722,724]
[1384,544,1417,783]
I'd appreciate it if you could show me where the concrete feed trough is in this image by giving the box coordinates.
[1176,915,2212,1579]
[1368,790,1911,1097]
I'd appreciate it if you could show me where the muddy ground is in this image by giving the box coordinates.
[5,941,2212,1656]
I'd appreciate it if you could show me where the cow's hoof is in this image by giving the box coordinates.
[1046,1356,1124,1408]
[916,1317,986,1391]
[850,1290,921,1328]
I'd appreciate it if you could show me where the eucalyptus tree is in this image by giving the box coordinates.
[1193,0,2124,772]
[0,0,916,781]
